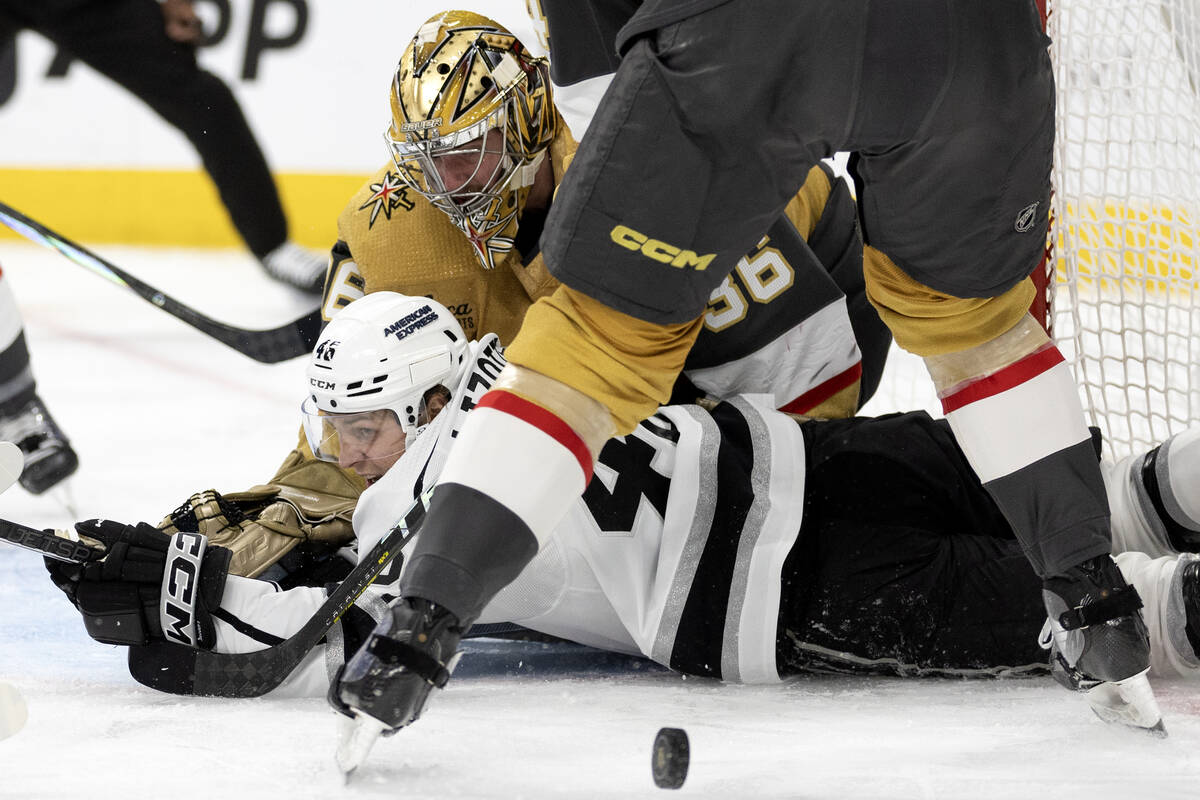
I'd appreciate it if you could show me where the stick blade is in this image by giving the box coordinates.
[0,441,23,494]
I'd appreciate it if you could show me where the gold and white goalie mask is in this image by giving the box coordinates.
[385,10,557,270]
[301,291,469,483]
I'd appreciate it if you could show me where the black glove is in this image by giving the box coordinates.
[329,597,466,732]
[45,519,232,649]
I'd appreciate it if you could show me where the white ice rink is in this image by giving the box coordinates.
[1,241,1200,799]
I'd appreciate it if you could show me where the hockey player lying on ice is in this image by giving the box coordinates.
[43,292,1200,718]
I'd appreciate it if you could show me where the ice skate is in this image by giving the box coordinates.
[0,394,78,495]
[260,241,328,294]
[1041,554,1165,735]
[329,597,464,775]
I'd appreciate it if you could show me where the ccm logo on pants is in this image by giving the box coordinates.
[610,225,716,271]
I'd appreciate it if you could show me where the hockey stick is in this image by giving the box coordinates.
[0,517,104,563]
[0,200,321,364]
[0,444,101,561]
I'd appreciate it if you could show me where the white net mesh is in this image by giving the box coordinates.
[1051,0,1200,459]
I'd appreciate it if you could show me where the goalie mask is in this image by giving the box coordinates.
[385,10,557,270]
[302,292,469,474]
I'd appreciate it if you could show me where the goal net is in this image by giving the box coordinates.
[1050,0,1200,459]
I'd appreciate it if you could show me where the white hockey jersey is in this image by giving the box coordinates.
[212,336,810,695]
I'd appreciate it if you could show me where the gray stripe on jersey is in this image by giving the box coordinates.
[720,397,773,683]
[651,405,720,665]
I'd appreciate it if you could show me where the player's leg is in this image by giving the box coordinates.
[857,0,1157,727]
[798,164,892,409]
[779,413,1200,680]
[0,266,77,493]
[0,11,15,107]
[778,411,1047,675]
[1106,427,1200,557]
[28,0,324,291]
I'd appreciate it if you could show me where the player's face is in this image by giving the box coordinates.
[324,388,452,484]
[431,128,506,198]
[329,410,408,484]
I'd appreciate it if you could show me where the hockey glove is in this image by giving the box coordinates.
[158,449,360,580]
[45,519,232,649]
[329,597,466,733]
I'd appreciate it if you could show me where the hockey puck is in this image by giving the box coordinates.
[651,727,689,790]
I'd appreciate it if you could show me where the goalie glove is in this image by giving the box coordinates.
[158,449,361,580]
[44,520,232,649]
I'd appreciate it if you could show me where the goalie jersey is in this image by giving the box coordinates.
[210,338,808,693]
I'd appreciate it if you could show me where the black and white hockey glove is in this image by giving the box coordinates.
[329,597,466,733]
[45,519,232,649]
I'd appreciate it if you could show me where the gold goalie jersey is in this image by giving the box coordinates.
[320,112,574,345]
[322,126,887,418]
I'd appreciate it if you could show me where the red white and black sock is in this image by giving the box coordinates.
[400,389,593,623]
[940,343,1112,578]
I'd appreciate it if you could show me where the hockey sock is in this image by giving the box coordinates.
[934,338,1111,578]
[400,387,596,623]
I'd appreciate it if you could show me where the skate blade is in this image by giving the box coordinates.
[1085,668,1167,737]
[335,712,389,781]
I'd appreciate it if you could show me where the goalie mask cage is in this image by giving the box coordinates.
[1047,0,1200,459]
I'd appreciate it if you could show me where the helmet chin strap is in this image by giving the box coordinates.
[510,149,546,191]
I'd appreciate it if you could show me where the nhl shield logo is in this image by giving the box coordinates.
[1014,202,1040,233]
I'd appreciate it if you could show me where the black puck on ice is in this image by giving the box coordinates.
[651,727,689,790]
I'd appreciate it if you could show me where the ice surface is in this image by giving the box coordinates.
[1,242,1199,799]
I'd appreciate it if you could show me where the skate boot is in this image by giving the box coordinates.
[0,394,78,494]
[260,241,328,294]
[1041,554,1165,734]
[330,597,465,775]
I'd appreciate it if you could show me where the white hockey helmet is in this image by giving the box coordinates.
[301,292,469,465]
